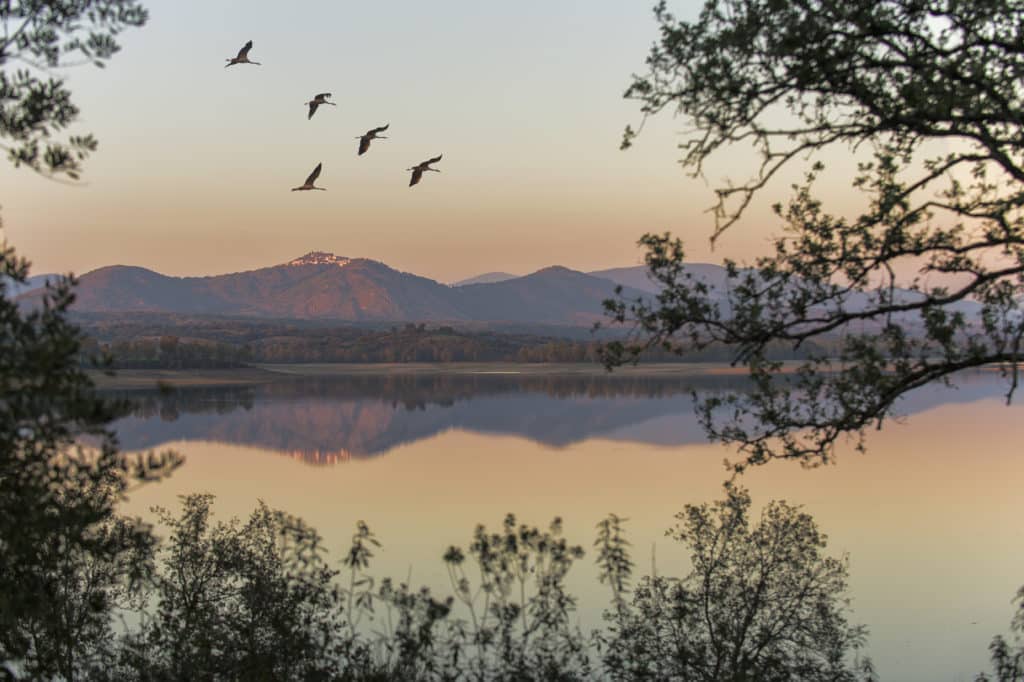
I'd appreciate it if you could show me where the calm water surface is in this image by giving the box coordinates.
[108,371,1024,682]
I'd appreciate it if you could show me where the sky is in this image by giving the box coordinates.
[1,0,859,283]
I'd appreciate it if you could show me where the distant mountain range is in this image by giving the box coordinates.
[451,272,519,287]
[19,251,655,326]
[16,251,984,328]
[3,273,56,297]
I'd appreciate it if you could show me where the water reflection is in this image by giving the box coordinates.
[104,370,1003,464]
[108,369,1024,681]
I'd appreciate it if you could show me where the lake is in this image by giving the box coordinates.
[108,368,1024,681]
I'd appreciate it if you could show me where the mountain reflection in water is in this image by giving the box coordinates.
[104,370,1004,464]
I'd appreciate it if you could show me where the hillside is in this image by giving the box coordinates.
[451,272,518,286]
[26,252,648,325]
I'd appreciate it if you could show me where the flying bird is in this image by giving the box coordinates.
[225,40,260,67]
[291,163,326,191]
[306,93,335,120]
[357,124,389,155]
[407,155,442,187]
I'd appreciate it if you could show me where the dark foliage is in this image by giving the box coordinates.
[0,0,148,179]
[92,488,870,681]
[110,495,355,680]
[978,587,1024,682]
[0,246,180,679]
[605,0,1024,470]
[73,314,827,367]
[596,486,874,682]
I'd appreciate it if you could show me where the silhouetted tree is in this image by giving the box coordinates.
[110,498,591,681]
[0,247,179,678]
[442,514,591,680]
[978,587,1024,682]
[113,495,352,680]
[0,0,148,179]
[596,486,874,681]
[1,6,176,673]
[606,0,1024,470]
[2,482,875,681]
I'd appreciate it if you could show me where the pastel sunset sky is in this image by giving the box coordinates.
[2,0,863,282]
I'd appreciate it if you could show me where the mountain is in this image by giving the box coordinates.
[588,263,986,323]
[588,266,659,294]
[63,253,466,320]
[21,252,982,328]
[2,273,58,297]
[24,252,649,326]
[588,263,732,295]
[451,272,518,287]
[455,266,644,325]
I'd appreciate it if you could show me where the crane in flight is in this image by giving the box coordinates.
[291,163,326,191]
[407,155,442,187]
[357,124,389,155]
[225,40,261,67]
[306,93,335,120]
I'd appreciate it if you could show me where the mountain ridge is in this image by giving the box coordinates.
[451,272,518,287]
[20,253,982,328]
[24,252,651,326]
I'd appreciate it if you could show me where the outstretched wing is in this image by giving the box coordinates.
[425,154,442,166]
[371,123,390,135]
[305,163,322,185]
[236,40,253,60]
[409,167,424,187]
[358,136,371,155]
[308,102,319,120]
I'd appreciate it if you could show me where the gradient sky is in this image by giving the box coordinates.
[1,0,863,282]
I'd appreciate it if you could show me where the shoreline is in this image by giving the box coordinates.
[87,361,757,390]
[87,367,287,390]
[90,360,1006,391]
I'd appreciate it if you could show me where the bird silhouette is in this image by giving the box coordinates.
[357,124,389,155]
[225,40,260,67]
[306,93,335,120]
[407,154,442,187]
[291,163,326,191]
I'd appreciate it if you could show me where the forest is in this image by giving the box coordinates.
[75,314,828,368]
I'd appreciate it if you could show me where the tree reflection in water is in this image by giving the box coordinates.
[102,374,750,463]
[104,371,1007,466]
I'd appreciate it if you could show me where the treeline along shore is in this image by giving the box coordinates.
[75,313,827,369]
